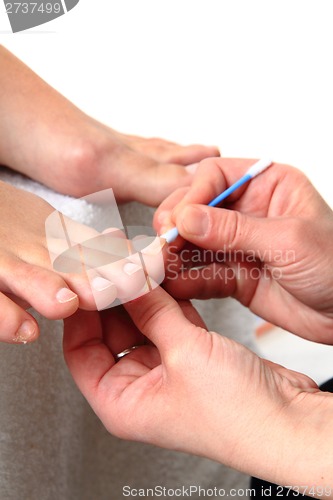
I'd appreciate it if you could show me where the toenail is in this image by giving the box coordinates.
[91,277,115,292]
[56,288,78,303]
[141,237,164,256]
[14,320,37,344]
[123,263,142,275]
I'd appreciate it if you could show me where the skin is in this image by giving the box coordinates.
[0,45,219,206]
[0,181,169,343]
[63,286,333,498]
[0,45,219,342]
[58,129,333,496]
[154,158,333,343]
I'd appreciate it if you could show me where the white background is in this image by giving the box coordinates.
[0,0,332,207]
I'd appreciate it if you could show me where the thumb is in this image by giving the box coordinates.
[124,287,205,353]
[176,204,295,260]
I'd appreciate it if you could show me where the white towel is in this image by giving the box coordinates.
[0,166,255,499]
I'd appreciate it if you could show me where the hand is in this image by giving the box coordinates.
[63,286,328,490]
[154,158,333,343]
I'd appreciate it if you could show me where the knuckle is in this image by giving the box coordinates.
[214,209,244,249]
[287,217,308,241]
[136,298,175,335]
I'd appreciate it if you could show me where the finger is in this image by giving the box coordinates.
[154,188,190,250]
[63,309,159,407]
[99,307,146,357]
[176,204,300,259]
[154,157,259,235]
[245,277,333,344]
[0,291,39,344]
[63,309,115,395]
[171,158,327,221]
[171,157,258,222]
[124,286,203,352]
[164,262,242,300]
[264,360,318,391]
[153,187,189,235]
[177,300,207,329]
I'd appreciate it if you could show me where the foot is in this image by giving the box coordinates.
[7,116,219,206]
[0,181,82,343]
[0,181,169,343]
[0,45,219,206]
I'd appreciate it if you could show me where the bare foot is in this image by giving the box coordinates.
[2,115,219,206]
[0,181,167,343]
[0,45,219,206]
[0,181,81,343]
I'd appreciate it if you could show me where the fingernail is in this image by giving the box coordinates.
[14,320,37,344]
[91,277,114,292]
[179,206,209,236]
[56,288,78,303]
[157,210,172,226]
[185,163,199,174]
[123,263,142,275]
[159,225,172,236]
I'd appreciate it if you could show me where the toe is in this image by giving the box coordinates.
[159,144,221,165]
[0,292,39,344]
[0,257,79,319]
[114,133,220,164]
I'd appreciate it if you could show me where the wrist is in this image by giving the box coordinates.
[230,391,333,499]
[280,390,333,496]
[206,387,333,498]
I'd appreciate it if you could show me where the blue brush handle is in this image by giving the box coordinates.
[208,173,252,207]
[160,158,272,243]
[162,174,252,243]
